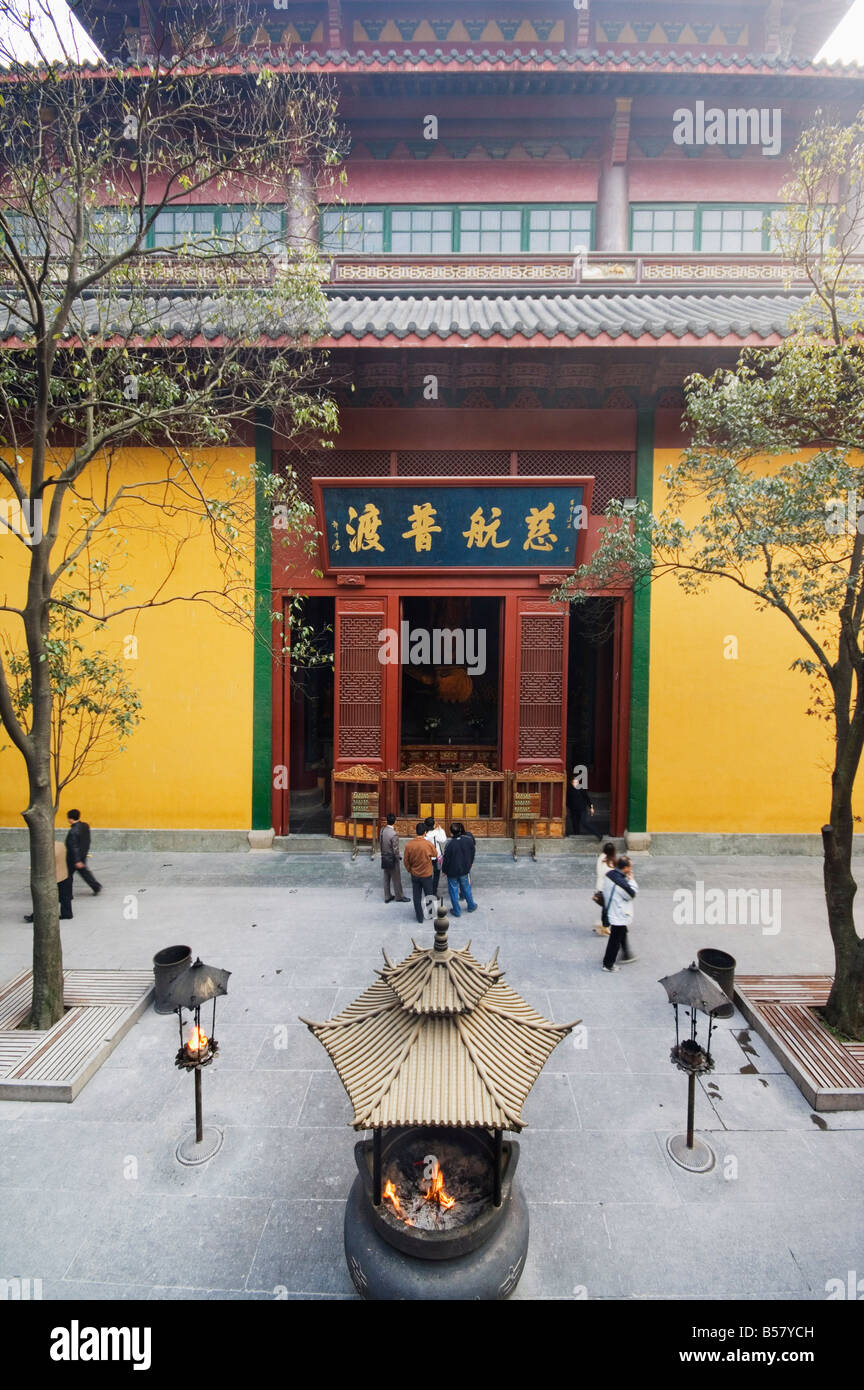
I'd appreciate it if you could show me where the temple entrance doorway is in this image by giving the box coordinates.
[398,595,502,772]
[288,596,334,834]
[566,598,616,837]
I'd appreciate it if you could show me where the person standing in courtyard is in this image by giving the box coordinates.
[601,854,638,972]
[65,809,101,895]
[380,812,409,903]
[403,822,438,925]
[441,821,477,917]
[592,840,617,935]
[424,815,446,896]
[24,838,73,922]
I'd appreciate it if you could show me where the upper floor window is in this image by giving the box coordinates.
[459,208,522,253]
[631,204,782,254]
[0,210,48,256]
[321,204,595,255]
[321,207,384,253]
[391,207,453,254]
[89,205,285,257]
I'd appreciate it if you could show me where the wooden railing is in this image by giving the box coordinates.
[331,762,563,840]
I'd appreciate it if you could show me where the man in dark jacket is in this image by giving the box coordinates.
[441,822,477,917]
[66,809,101,895]
[380,812,409,904]
[566,776,603,840]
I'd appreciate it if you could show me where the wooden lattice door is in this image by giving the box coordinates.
[334,597,387,768]
[516,602,568,768]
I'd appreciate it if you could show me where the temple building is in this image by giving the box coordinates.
[1,0,862,848]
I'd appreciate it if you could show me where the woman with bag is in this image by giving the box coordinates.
[592,841,617,935]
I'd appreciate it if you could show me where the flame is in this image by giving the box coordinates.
[187,1025,208,1054]
[382,1180,401,1214]
[425,1165,455,1210]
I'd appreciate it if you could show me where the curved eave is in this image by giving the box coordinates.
[316,329,784,348]
[0,328,785,350]
[71,51,864,80]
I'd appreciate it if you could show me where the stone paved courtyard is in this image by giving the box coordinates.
[0,848,862,1301]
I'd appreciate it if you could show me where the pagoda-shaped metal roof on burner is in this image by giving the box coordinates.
[302,906,577,1131]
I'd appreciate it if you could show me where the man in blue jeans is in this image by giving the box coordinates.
[441,821,477,917]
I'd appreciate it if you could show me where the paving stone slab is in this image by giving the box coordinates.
[660,1128,862,1208]
[158,1068,312,1132]
[65,1195,273,1289]
[246,1199,357,1297]
[698,1069,825,1132]
[602,1201,811,1299]
[510,1203,620,1299]
[517,1128,683,1207]
[568,1071,718,1132]
[40,1281,161,1301]
[520,1072,581,1129]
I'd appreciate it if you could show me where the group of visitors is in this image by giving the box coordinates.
[378,810,638,975]
[23,809,101,923]
[380,813,477,924]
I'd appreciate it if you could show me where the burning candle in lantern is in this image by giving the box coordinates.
[186,1025,209,1058]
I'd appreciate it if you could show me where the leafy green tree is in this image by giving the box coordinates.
[2,590,143,807]
[0,0,346,1026]
[557,112,864,1038]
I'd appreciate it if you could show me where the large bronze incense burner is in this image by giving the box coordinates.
[303,902,577,1300]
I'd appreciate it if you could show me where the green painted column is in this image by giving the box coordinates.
[252,412,273,831]
[627,407,654,834]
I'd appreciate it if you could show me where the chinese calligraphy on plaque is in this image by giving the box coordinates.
[317,484,587,569]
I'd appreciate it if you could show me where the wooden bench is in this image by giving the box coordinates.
[0,968,154,1099]
[8,1004,128,1081]
[0,971,33,1029]
[735,975,864,1110]
[736,975,830,1006]
[759,1003,864,1090]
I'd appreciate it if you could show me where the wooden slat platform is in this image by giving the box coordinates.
[0,969,154,1102]
[760,1004,864,1089]
[0,1033,46,1071]
[735,975,830,1005]
[735,975,864,1112]
[0,971,34,1029]
[62,971,154,1007]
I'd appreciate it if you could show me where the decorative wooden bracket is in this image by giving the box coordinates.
[611,98,632,166]
[327,0,343,49]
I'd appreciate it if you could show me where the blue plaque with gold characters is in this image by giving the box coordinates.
[315,481,589,570]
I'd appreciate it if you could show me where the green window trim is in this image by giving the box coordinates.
[629,202,786,254]
[320,203,596,254]
[90,205,286,254]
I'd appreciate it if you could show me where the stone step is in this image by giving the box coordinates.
[275,834,621,856]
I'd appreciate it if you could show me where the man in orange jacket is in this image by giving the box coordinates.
[402,822,438,925]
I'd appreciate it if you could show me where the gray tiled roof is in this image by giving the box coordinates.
[0,288,803,346]
[324,290,802,343]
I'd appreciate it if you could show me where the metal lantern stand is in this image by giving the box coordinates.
[659,962,729,1175]
[166,957,231,1167]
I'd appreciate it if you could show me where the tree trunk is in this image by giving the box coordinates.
[22,771,64,1030]
[822,812,864,1040]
